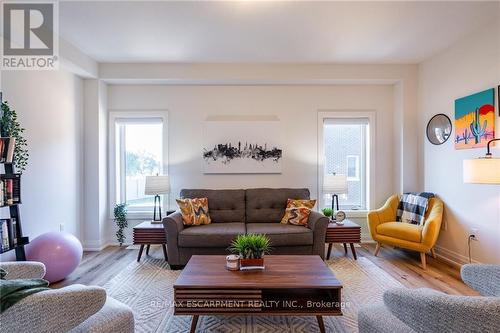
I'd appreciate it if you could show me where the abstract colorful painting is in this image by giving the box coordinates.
[455,88,495,149]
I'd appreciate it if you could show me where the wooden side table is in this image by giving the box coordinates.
[326,219,361,260]
[133,221,168,262]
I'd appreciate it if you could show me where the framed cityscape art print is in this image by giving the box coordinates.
[202,118,283,174]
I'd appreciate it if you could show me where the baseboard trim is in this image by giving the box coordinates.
[83,242,112,252]
[106,241,133,247]
[434,245,481,268]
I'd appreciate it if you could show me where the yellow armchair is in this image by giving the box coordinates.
[368,195,444,269]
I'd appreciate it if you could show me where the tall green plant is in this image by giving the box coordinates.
[114,203,128,246]
[0,101,29,172]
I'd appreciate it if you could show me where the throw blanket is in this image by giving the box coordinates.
[0,268,49,313]
[396,192,434,225]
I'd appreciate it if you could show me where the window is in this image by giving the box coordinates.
[346,155,360,181]
[110,112,168,215]
[320,116,371,210]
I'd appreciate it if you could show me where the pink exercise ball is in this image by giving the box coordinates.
[26,232,83,283]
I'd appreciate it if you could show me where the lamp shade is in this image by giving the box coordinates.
[145,175,170,195]
[323,174,348,194]
[463,158,500,184]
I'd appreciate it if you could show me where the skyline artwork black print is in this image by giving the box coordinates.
[203,141,282,165]
[203,120,283,174]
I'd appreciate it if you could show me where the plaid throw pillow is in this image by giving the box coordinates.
[396,192,434,225]
[280,199,316,226]
[176,198,211,226]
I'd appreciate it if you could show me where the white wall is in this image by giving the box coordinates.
[419,19,500,264]
[107,84,397,242]
[82,80,108,250]
[0,70,84,259]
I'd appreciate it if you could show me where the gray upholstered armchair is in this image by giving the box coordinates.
[358,264,500,332]
[0,261,135,333]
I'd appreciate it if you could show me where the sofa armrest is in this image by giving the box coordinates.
[383,288,500,333]
[0,284,106,333]
[367,195,399,239]
[0,261,46,280]
[163,211,185,266]
[461,264,500,297]
[308,210,329,259]
[70,297,134,333]
[358,303,416,333]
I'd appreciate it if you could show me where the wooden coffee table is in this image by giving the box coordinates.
[173,255,343,333]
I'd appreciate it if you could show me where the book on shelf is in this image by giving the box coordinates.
[0,174,21,206]
[0,218,16,252]
[0,137,15,164]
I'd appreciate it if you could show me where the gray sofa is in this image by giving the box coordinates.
[163,188,329,267]
[0,261,135,333]
[358,264,500,332]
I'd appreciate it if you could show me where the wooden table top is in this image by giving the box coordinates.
[174,255,342,289]
[327,219,360,229]
[133,221,165,230]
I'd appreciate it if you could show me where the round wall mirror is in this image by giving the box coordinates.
[426,114,452,145]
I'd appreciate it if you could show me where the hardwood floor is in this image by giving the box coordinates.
[52,243,478,296]
[357,243,478,296]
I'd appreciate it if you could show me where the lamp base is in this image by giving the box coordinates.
[150,220,163,225]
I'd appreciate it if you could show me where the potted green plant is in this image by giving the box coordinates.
[229,234,271,268]
[0,100,29,172]
[114,203,128,246]
[322,208,333,218]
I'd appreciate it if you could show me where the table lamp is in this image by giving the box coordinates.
[145,175,170,223]
[323,174,348,219]
[463,138,500,184]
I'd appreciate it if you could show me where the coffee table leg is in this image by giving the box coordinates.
[146,245,150,255]
[137,245,144,262]
[350,243,357,260]
[162,244,168,261]
[327,243,333,260]
[343,243,348,254]
[316,315,326,333]
[190,315,199,333]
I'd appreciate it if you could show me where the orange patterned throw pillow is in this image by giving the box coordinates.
[176,198,211,226]
[280,199,316,226]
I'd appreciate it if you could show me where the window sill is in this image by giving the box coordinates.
[344,210,368,218]
[109,211,155,221]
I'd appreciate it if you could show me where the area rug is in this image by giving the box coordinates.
[104,257,403,332]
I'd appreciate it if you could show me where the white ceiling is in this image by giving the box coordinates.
[59,1,499,64]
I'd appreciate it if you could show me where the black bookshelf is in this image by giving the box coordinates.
[0,163,28,260]
[0,93,28,260]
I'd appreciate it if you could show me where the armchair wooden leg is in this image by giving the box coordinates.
[431,248,436,259]
[374,242,381,256]
[420,252,427,270]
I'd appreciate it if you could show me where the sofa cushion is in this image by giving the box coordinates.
[178,222,246,248]
[246,188,310,223]
[180,189,245,223]
[377,222,422,243]
[176,198,211,226]
[280,199,316,226]
[246,223,313,246]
